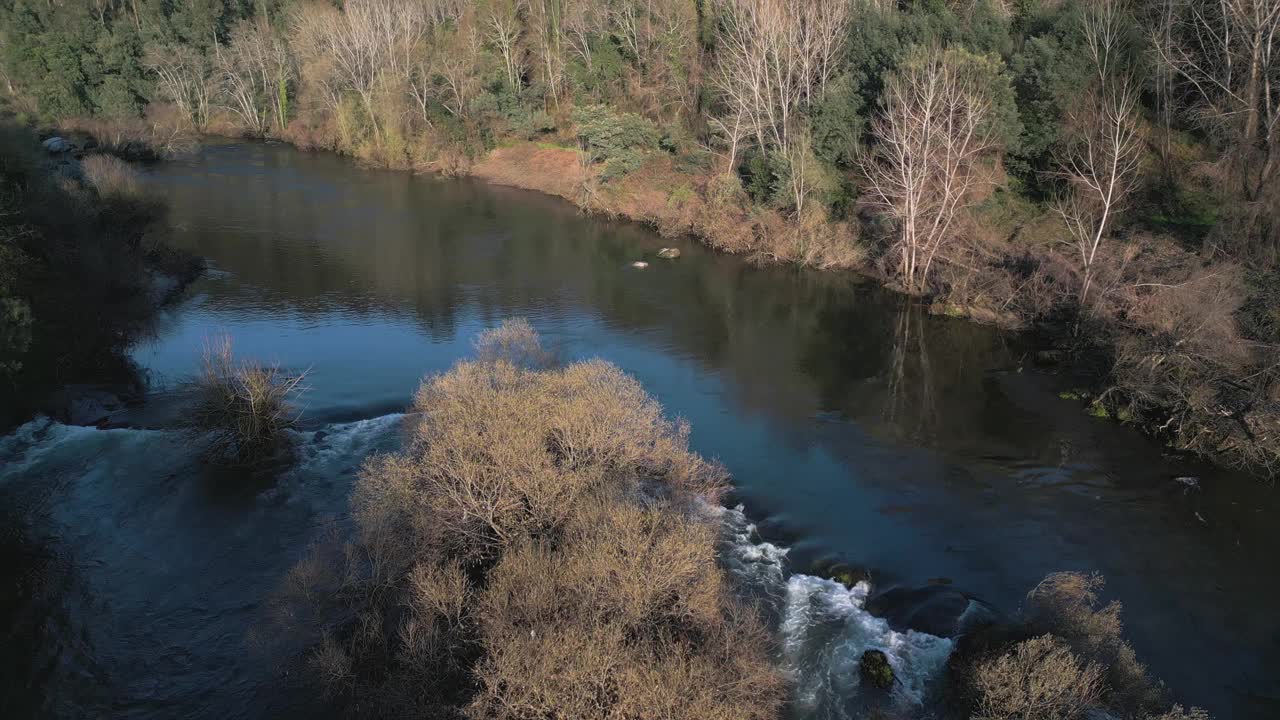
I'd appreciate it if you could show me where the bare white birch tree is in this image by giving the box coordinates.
[1052,83,1144,309]
[215,19,293,135]
[290,0,431,144]
[711,0,850,157]
[1052,0,1144,310]
[483,0,525,93]
[860,47,998,294]
[145,43,213,130]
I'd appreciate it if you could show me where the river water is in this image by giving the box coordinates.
[2,141,1278,719]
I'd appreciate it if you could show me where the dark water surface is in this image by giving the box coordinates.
[3,141,1278,719]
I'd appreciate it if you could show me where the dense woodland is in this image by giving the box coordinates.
[3,0,1276,474]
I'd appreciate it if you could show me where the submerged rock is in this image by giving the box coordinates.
[657,247,681,259]
[42,136,71,154]
[860,649,895,690]
[866,584,1001,638]
[631,261,649,269]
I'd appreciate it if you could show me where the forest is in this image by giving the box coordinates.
[3,0,1276,475]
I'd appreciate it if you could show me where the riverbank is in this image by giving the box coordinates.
[271,125,1280,481]
[0,122,203,432]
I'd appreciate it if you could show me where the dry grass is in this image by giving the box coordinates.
[81,154,143,200]
[278,321,781,718]
[188,335,306,463]
[57,114,196,160]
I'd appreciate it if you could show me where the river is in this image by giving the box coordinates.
[2,141,1277,719]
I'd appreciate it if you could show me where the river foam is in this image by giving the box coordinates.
[714,504,955,718]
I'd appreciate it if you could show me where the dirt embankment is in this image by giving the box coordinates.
[469,142,865,274]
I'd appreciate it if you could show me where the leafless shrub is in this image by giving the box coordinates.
[973,634,1104,720]
[1025,572,1160,714]
[473,317,551,368]
[471,493,783,719]
[275,322,776,717]
[187,335,306,463]
[1104,243,1280,473]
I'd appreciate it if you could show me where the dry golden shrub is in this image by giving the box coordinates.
[974,634,1104,720]
[471,498,783,720]
[282,321,779,718]
[1025,572,1160,715]
[473,317,551,368]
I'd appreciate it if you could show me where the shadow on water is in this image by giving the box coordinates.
[3,141,1279,718]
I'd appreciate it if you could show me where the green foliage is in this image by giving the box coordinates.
[0,237,33,376]
[809,73,865,170]
[572,104,660,181]
[740,147,781,206]
[568,36,629,100]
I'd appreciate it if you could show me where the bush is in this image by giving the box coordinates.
[472,317,551,368]
[1025,572,1161,714]
[279,323,780,718]
[973,634,1104,720]
[572,104,661,181]
[188,336,306,463]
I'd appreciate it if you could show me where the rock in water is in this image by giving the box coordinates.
[657,247,681,259]
[860,649,894,690]
[631,261,649,269]
[42,136,70,154]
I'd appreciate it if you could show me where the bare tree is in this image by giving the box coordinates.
[860,47,998,295]
[290,0,431,144]
[1052,83,1144,309]
[482,0,525,93]
[430,23,485,119]
[1155,0,1280,201]
[712,0,851,157]
[1054,0,1145,310]
[564,0,604,75]
[527,0,568,108]
[145,43,214,130]
[215,18,293,135]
